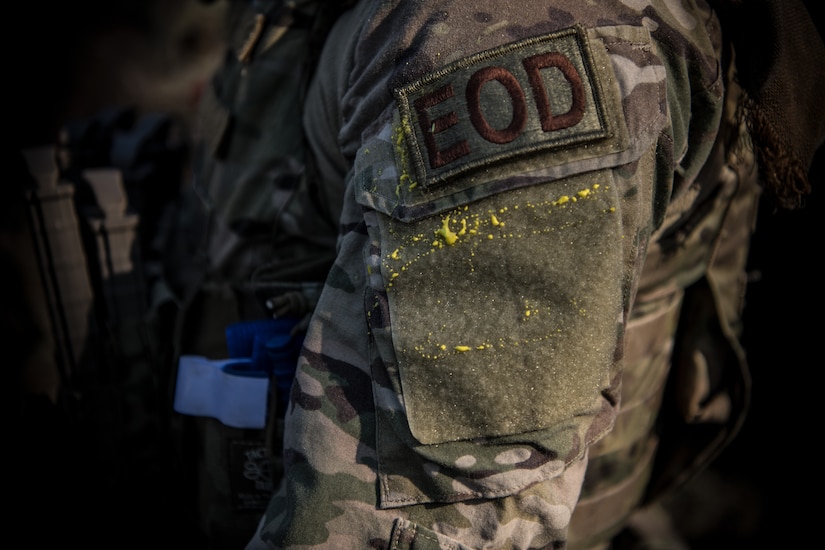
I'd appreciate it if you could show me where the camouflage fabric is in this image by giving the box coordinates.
[569,66,761,549]
[245,1,755,548]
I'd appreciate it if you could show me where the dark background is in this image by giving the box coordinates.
[6,0,823,547]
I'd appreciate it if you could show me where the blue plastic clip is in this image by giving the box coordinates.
[173,317,304,428]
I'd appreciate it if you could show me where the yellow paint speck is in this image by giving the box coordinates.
[455,345,471,352]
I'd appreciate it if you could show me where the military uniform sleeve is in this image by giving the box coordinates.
[249,1,729,548]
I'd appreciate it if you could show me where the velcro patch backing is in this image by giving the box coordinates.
[380,169,624,444]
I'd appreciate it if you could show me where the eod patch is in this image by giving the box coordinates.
[394,25,610,190]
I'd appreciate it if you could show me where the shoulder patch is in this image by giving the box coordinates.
[394,26,610,189]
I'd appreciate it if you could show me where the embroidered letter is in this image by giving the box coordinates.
[523,52,585,132]
[466,66,528,144]
[413,84,471,169]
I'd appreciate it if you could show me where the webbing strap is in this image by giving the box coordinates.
[568,437,658,550]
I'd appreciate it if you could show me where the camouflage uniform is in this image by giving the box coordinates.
[238,0,798,548]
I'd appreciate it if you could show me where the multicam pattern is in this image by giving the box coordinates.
[245,1,758,548]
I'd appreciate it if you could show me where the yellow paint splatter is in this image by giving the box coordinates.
[437,216,458,245]
[554,196,570,205]
[455,345,471,352]
[393,116,419,191]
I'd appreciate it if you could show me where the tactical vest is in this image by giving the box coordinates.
[166,2,352,547]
